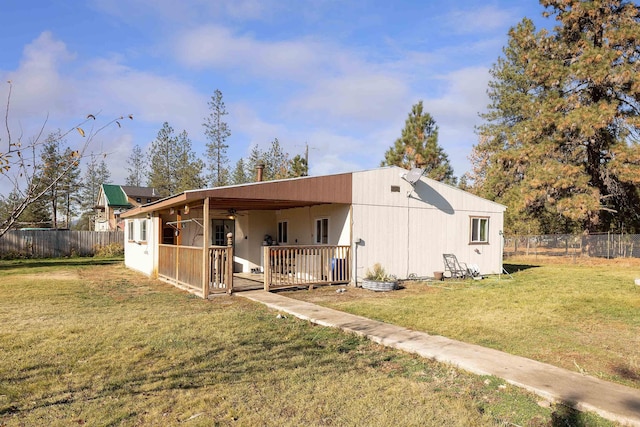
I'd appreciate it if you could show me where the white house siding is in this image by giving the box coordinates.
[124,216,157,277]
[352,167,505,281]
[235,205,351,273]
[271,205,350,246]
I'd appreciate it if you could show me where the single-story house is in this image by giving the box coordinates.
[95,184,161,231]
[121,166,505,297]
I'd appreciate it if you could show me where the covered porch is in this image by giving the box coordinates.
[157,243,351,298]
[123,173,354,298]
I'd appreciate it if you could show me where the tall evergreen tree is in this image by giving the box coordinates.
[382,101,456,184]
[125,144,147,186]
[57,147,82,228]
[0,189,49,229]
[246,144,264,182]
[174,130,205,192]
[288,154,308,178]
[203,89,231,187]
[231,158,250,185]
[243,140,303,182]
[263,138,290,181]
[78,153,111,230]
[147,122,176,197]
[40,131,80,228]
[472,0,640,233]
[147,122,204,196]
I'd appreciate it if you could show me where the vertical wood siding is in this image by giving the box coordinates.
[0,230,124,258]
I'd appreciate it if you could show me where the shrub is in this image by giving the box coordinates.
[364,263,394,281]
[94,242,124,258]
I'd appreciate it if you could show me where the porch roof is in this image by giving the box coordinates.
[121,172,353,218]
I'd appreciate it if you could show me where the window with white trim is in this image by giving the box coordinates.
[470,217,489,243]
[140,219,147,242]
[127,221,134,241]
[315,218,329,244]
[277,221,288,244]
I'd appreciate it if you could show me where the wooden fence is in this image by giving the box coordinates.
[0,230,124,258]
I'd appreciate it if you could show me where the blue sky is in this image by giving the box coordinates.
[0,0,549,187]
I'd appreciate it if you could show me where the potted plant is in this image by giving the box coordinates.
[361,263,398,291]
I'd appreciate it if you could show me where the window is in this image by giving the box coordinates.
[127,221,134,241]
[136,197,141,203]
[140,219,147,242]
[212,219,235,246]
[470,217,489,243]
[315,218,329,244]
[277,221,288,244]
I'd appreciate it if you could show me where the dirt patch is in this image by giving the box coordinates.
[281,281,441,304]
[20,271,81,281]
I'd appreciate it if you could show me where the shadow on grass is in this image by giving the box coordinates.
[614,365,640,383]
[0,257,123,271]
[551,403,584,427]
[503,263,539,274]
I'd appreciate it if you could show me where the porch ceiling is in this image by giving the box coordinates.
[122,172,353,218]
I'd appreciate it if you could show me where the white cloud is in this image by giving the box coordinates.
[87,58,207,129]
[2,32,78,120]
[289,73,410,124]
[173,25,331,81]
[421,66,491,175]
[90,0,275,24]
[445,5,517,35]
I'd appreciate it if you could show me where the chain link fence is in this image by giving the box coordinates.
[503,233,640,259]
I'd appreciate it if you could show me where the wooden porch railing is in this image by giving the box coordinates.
[208,246,233,295]
[158,244,233,297]
[158,244,204,294]
[263,245,351,291]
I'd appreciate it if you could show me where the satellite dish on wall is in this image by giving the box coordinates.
[401,168,425,186]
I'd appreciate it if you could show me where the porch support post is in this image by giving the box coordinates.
[175,210,181,283]
[263,246,270,291]
[202,197,210,299]
[226,232,234,294]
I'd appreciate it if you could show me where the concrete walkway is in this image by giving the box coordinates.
[239,290,640,426]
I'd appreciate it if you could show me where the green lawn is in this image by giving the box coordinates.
[0,258,615,426]
[287,256,640,390]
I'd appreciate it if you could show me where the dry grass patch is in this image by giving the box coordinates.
[0,259,615,426]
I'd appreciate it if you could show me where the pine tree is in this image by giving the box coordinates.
[78,153,111,230]
[147,122,176,197]
[174,130,205,193]
[472,0,640,233]
[57,147,82,228]
[263,138,289,181]
[0,190,49,229]
[203,89,231,187]
[382,101,456,184]
[40,132,67,228]
[125,144,147,186]
[288,154,308,178]
[231,158,250,185]
[147,122,204,196]
[246,144,264,182]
